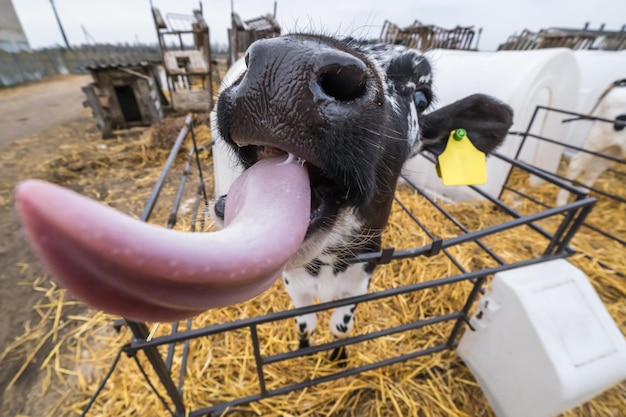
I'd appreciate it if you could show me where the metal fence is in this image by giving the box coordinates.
[80,116,598,416]
[505,105,625,277]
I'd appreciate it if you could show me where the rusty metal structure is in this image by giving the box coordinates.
[380,20,480,51]
[498,23,626,51]
[228,5,281,66]
[151,5,214,112]
[82,62,166,139]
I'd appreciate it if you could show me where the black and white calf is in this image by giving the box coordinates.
[557,79,626,206]
[212,34,513,360]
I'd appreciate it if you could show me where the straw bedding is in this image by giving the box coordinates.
[1,120,624,417]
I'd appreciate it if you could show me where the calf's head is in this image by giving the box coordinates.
[213,34,513,267]
[14,34,512,322]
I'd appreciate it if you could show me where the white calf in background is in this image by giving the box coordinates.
[557,79,626,206]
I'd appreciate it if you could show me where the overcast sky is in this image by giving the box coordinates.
[12,0,626,51]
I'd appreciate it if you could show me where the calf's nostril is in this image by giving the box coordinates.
[317,62,367,102]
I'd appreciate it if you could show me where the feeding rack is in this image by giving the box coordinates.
[78,115,603,416]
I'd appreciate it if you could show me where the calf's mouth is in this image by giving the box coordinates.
[215,144,348,234]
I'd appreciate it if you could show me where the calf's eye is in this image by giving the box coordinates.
[413,91,429,112]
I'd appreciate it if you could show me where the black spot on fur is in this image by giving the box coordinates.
[336,323,349,333]
[614,114,626,131]
[343,314,352,324]
[329,345,348,366]
[305,258,323,277]
[332,260,349,275]
[298,322,307,333]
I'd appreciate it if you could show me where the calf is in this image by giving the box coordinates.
[557,79,626,206]
[15,34,512,357]
[211,34,513,361]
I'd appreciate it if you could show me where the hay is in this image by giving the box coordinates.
[2,124,625,416]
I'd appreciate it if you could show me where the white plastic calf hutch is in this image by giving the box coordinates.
[403,48,581,201]
[564,50,626,153]
[458,259,626,417]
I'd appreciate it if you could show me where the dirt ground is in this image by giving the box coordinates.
[0,75,88,416]
[0,75,91,151]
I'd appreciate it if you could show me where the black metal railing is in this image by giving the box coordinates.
[503,104,626,274]
[81,114,599,417]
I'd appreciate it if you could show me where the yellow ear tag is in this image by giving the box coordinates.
[436,128,487,186]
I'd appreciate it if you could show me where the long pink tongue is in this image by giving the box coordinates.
[15,157,310,322]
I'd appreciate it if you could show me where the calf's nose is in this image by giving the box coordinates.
[243,36,368,102]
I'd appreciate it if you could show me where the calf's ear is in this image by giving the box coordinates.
[415,94,513,157]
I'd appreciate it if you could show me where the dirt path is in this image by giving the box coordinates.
[0,74,92,151]
[0,75,97,416]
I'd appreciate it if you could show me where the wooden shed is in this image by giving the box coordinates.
[82,62,166,138]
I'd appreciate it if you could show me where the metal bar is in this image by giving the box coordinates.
[187,343,450,417]
[355,199,595,265]
[508,131,626,165]
[581,253,625,278]
[555,203,597,254]
[446,275,488,347]
[514,105,541,160]
[80,346,126,417]
[394,196,467,273]
[498,104,542,200]
[177,319,193,393]
[607,168,626,177]
[493,152,587,196]
[165,322,179,371]
[501,185,551,209]
[132,354,176,416]
[250,325,268,396]
[167,146,196,229]
[125,321,186,414]
[128,255,567,351]
[581,222,626,247]
[141,114,192,222]
[524,165,626,205]
[544,207,578,255]
[400,174,506,265]
[500,168,621,247]
[264,312,460,365]
[188,123,210,207]
[415,151,576,246]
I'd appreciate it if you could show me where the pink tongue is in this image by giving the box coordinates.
[15,157,310,322]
